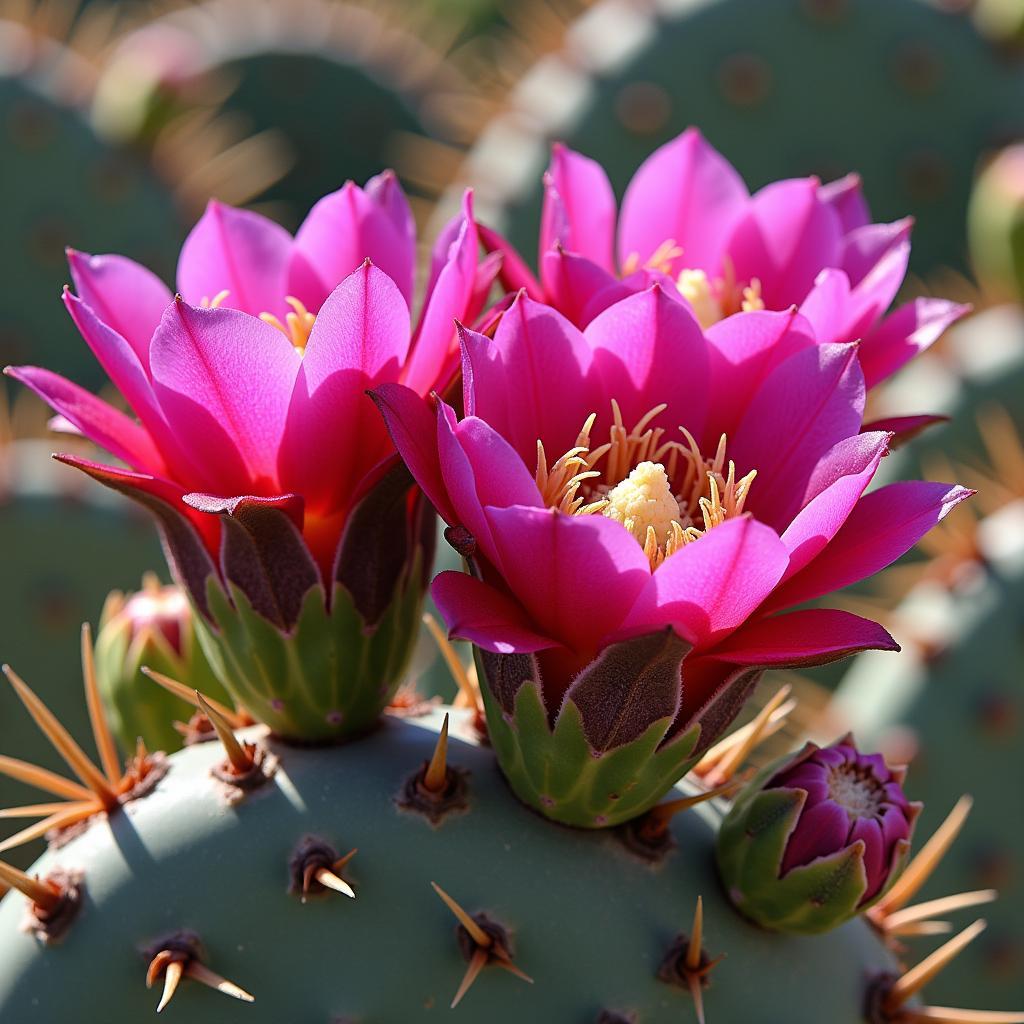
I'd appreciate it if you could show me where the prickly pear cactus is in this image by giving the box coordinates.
[0,18,184,393]
[0,704,909,1023]
[457,0,1024,277]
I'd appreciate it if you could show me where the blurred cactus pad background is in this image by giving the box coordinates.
[1,0,1023,1013]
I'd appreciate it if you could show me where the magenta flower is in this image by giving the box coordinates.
[717,737,920,933]
[8,175,489,740]
[375,287,970,826]
[482,129,968,393]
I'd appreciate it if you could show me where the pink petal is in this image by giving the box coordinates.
[484,505,651,656]
[540,143,616,271]
[460,292,595,466]
[279,262,410,513]
[858,298,970,389]
[150,299,301,495]
[781,801,852,875]
[287,180,414,312]
[177,200,292,318]
[477,223,543,298]
[727,178,843,308]
[708,608,898,667]
[431,571,558,654]
[769,481,974,610]
[621,516,788,650]
[540,246,636,328]
[819,173,871,233]
[66,249,171,370]
[798,269,852,346]
[402,191,479,396]
[6,365,164,472]
[366,169,415,280]
[779,431,890,581]
[841,236,912,341]
[732,343,865,529]
[618,127,749,277]
[704,308,816,441]
[585,284,710,441]
[369,383,456,525]
[840,219,913,288]
[862,414,946,448]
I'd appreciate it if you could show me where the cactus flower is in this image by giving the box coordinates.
[374,287,970,826]
[94,578,229,754]
[482,128,968,392]
[716,737,920,934]
[8,176,488,741]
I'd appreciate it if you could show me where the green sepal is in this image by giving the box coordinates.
[477,650,701,828]
[193,548,425,742]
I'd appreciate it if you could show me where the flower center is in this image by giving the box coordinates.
[199,290,316,352]
[535,402,757,570]
[827,763,886,820]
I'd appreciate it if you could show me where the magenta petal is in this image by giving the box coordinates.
[708,608,898,667]
[732,343,865,529]
[704,309,816,441]
[622,517,788,649]
[366,169,416,285]
[477,223,543,298]
[540,143,616,271]
[177,200,292,318]
[862,414,947,448]
[779,431,890,580]
[859,298,970,389]
[370,383,456,525]
[781,801,852,874]
[484,506,651,655]
[585,284,710,440]
[288,180,414,312]
[618,127,748,276]
[461,292,595,466]
[770,481,974,610]
[798,269,853,345]
[540,246,632,329]
[66,249,171,370]
[280,263,410,512]
[842,237,912,342]
[728,178,843,308]
[819,173,871,233]
[431,571,558,654]
[840,219,913,289]
[402,191,478,397]
[850,817,886,900]
[150,299,301,495]
[7,365,164,472]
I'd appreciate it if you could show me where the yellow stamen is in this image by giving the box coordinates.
[677,269,724,330]
[260,296,316,352]
[200,290,230,309]
[741,277,765,312]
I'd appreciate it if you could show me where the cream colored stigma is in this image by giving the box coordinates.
[260,297,316,352]
[535,402,757,571]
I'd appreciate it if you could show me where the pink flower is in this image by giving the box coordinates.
[6,176,491,740]
[482,129,968,392]
[375,287,970,819]
[8,175,485,579]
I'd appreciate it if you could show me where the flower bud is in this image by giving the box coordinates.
[716,736,920,934]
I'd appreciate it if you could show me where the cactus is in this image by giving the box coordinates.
[0,670,1003,1024]
[456,0,1024,278]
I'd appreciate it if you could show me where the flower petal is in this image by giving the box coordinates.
[541,143,616,271]
[819,173,871,233]
[477,223,543,298]
[781,801,852,875]
[177,200,292,318]
[540,246,631,328]
[431,571,558,654]
[66,249,171,370]
[622,516,788,650]
[840,218,913,289]
[769,481,974,610]
[618,127,748,276]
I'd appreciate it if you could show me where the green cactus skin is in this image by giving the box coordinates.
[0,709,903,1022]
[93,584,230,756]
[457,0,1024,278]
[0,485,164,869]
[0,23,184,394]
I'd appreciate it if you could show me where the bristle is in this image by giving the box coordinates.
[450,948,488,1009]
[902,1008,1024,1023]
[1,665,118,809]
[0,755,94,802]
[185,962,255,1003]
[422,614,482,715]
[648,780,742,828]
[314,867,355,899]
[695,690,794,778]
[0,802,99,854]
[875,796,973,916]
[80,623,123,788]
[688,974,707,1024]
[884,890,998,932]
[0,801,85,819]
[156,960,183,1013]
[430,882,491,948]
[704,686,793,784]
[886,920,987,1008]
[686,896,704,972]
[142,668,245,727]
[423,713,450,793]
[334,848,358,872]
[195,692,254,775]
[0,860,61,912]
